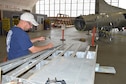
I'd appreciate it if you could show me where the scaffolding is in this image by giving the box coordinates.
[53,13,72,28]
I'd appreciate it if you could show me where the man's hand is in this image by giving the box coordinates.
[47,43,53,49]
[31,36,45,43]
[37,36,45,41]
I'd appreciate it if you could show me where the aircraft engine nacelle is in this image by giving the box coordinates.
[74,15,95,31]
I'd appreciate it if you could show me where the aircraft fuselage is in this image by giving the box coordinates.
[74,12,126,31]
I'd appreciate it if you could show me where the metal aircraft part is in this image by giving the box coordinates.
[74,12,126,31]
[1,44,98,84]
[96,0,126,14]
[74,0,126,31]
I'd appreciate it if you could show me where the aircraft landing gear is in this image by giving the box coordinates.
[118,27,123,31]
[97,26,112,42]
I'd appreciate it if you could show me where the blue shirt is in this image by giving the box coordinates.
[6,26,33,60]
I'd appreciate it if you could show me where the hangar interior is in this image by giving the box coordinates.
[0,0,126,84]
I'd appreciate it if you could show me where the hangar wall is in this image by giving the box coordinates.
[0,10,47,35]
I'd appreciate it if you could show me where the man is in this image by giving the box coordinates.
[6,12,53,60]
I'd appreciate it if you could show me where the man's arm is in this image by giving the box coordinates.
[29,43,53,53]
[31,36,45,43]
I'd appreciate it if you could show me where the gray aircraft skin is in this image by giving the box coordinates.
[74,0,126,31]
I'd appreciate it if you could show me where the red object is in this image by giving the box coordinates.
[62,30,64,40]
[60,29,65,41]
[91,27,96,46]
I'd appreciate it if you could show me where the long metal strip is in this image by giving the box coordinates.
[84,46,90,59]
[1,51,48,74]
[2,45,64,74]
[56,44,73,57]
[0,51,45,67]
[6,44,64,77]
[70,43,81,57]
[0,44,63,67]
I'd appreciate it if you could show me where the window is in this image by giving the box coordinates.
[36,0,119,17]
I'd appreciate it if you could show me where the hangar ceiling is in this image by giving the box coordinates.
[0,0,38,11]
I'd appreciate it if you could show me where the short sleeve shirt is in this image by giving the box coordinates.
[6,26,33,60]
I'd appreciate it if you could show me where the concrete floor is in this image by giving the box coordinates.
[0,27,126,84]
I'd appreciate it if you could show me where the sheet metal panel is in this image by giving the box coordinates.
[28,52,96,84]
